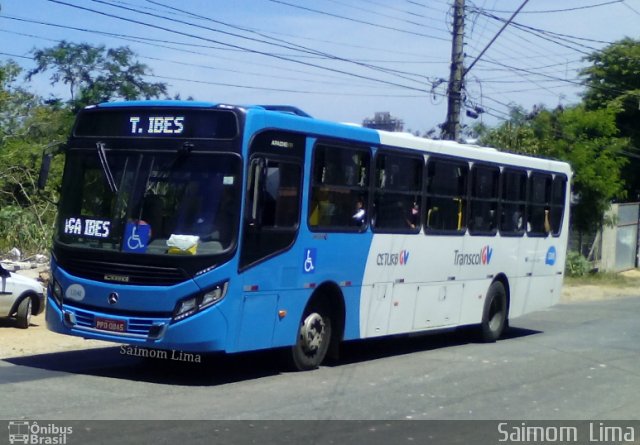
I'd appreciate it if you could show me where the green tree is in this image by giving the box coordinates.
[581,38,640,197]
[0,61,39,143]
[534,106,627,235]
[27,41,168,110]
[473,105,542,154]
[0,61,71,254]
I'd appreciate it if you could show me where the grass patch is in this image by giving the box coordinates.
[565,271,640,287]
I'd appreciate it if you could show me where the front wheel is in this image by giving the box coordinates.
[16,296,32,329]
[479,281,507,342]
[288,304,332,371]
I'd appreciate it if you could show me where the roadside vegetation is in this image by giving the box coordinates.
[564,271,640,288]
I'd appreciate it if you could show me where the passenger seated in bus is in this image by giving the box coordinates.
[406,201,419,229]
[544,207,551,234]
[309,189,336,226]
[352,197,366,226]
[514,211,524,231]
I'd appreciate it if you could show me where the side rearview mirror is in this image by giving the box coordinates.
[37,142,65,190]
[38,152,53,190]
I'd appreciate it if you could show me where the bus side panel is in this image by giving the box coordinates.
[360,233,467,338]
[230,230,374,351]
[523,237,565,313]
[292,231,374,341]
[235,291,279,352]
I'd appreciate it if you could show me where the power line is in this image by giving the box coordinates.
[361,0,432,20]
[266,0,450,41]
[0,51,33,60]
[119,0,439,58]
[466,12,588,67]
[1,47,434,98]
[98,0,433,85]
[479,0,623,14]
[477,56,635,99]
[45,0,431,94]
[323,0,448,33]
[142,0,433,83]
[473,9,603,54]
[0,17,425,91]
[0,14,439,67]
[149,74,431,97]
[464,0,530,76]
[622,1,640,15]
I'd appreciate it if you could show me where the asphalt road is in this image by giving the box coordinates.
[1,296,639,443]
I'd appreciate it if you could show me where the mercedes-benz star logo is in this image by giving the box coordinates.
[108,292,119,305]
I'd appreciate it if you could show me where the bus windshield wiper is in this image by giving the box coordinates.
[96,142,118,193]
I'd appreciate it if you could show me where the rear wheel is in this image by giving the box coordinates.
[288,303,332,371]
[16,296,32,329]
[479,281,507,342]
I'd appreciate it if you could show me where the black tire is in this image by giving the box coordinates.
[479,281,507,342]
[16,296,32,329]
[288,302,332,371]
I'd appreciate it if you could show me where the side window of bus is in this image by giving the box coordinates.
[372,152,423,232]
[308,143,370,231]
[240,157,302,268]
[549,175,566,236]
[527,173,552,237]
[499,168,527,236]
[469,164,499,235]
[425,158,468,233]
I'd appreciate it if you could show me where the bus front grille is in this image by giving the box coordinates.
[58,258,189,286]
[70,307,170,337]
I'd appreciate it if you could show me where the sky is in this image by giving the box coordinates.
[1,0,639,134]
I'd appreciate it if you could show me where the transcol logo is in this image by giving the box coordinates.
[481,245,493,265]
[454,245,493,266]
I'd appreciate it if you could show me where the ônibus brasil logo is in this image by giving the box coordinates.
[454,245,493,266]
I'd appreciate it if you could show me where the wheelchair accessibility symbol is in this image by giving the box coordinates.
[123,221,150,253]
[303,248,316,274]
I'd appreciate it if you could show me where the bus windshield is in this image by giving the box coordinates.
[57,148,241,256]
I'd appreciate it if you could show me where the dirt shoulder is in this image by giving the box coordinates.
[1,270,639,360]
[0,313,110,359]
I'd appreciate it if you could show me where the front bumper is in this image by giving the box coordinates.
[45,294,229,353]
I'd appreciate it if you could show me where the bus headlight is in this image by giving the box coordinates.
[51,278,63,307]
[172,281,228,322]
[200,282,228,309]
[174,298,198,321]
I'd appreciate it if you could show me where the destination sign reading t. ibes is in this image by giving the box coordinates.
[129,116,185,135]
[74,109,238,138]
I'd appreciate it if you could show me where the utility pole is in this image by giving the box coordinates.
[443,0,465,141]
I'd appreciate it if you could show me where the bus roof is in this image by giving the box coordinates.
[87,101,571,176]
[377,130,572,175]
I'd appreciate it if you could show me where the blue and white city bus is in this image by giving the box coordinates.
[42,101,571,370]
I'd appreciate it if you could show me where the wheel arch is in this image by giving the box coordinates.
[492,273,511,321]
[307,281,346,344]
[10,291,38,317]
